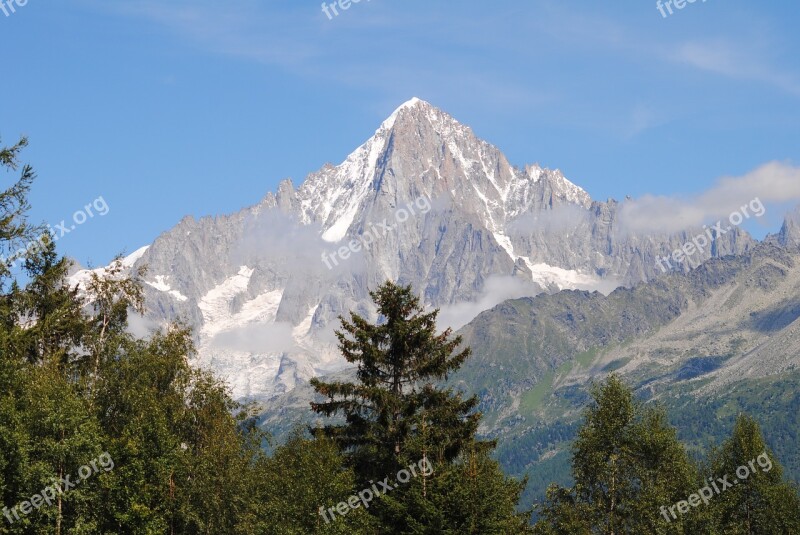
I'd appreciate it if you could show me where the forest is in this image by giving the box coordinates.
[2,137,799,534]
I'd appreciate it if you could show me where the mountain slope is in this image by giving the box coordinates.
[95,98,753,400]
[255,233,800,508]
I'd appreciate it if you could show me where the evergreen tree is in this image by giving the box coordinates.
[0,136,51,535]
[311,281,530,532]
[0,138,114,534]
[310,281,478,479]
[0,136,39,286]
[13,238,85,368]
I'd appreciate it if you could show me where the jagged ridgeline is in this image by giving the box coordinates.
[260,237,800,512]
[79,98,753,402]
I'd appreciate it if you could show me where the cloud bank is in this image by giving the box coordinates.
[618,161,800,235]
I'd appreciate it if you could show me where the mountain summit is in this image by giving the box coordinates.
[93,99,752,400]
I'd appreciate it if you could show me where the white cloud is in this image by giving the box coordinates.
[92,0,319,67]
[671,39,800,97]
[436,275,540,331]
[618,161,800,235]
[210,322,297,354]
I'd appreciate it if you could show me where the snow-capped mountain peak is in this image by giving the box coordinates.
[295,98,591,248]
[118,99,751,401]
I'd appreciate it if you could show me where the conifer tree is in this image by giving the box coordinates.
[310,281,479,479]
[311,281,531,533]
[0,136,39,286]
[13,238,85,368]
[0,136,47,535]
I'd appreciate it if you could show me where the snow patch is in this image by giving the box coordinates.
[197,266,257,337]
[122,246,149,268]
[522,258,617,294]
[145,275,188,302]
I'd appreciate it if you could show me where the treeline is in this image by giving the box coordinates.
[0,138,528,534]
[0,138,269,533]
[533,376,800,534]
[1,137,799,533]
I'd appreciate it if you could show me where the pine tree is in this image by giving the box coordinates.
[310,281,531,532]
[310,281,479,479]
[0,137,34,535]
[0,136,40,286]
[13,238,85,368]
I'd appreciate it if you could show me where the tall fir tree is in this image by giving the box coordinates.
[0,136,39,286]
[310,281,479,479]
[311,281,531,532]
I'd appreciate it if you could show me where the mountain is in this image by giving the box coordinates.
[77,98,754,401]
[454,232,800,504]
[255,222,800,507]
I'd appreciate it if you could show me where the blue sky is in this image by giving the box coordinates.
[1,0,799,266]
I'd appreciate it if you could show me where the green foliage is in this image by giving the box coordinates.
[0,139,531,533]
[251,430,374,534]
[0,137,271,534]
[532,376,800,534]
[0,136,40,285]
[666,373,800,485]
[2,136,796,533]
[706,415,800,534]
[310,281,480,479]
[534,375,698,534]
[310,281,530,531]
[383,445,533,534]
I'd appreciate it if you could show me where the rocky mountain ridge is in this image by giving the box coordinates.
[75,98,754,400]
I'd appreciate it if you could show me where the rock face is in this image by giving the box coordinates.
[257,235,800,449]
[766,206,800,247]
[112,98,753,401]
